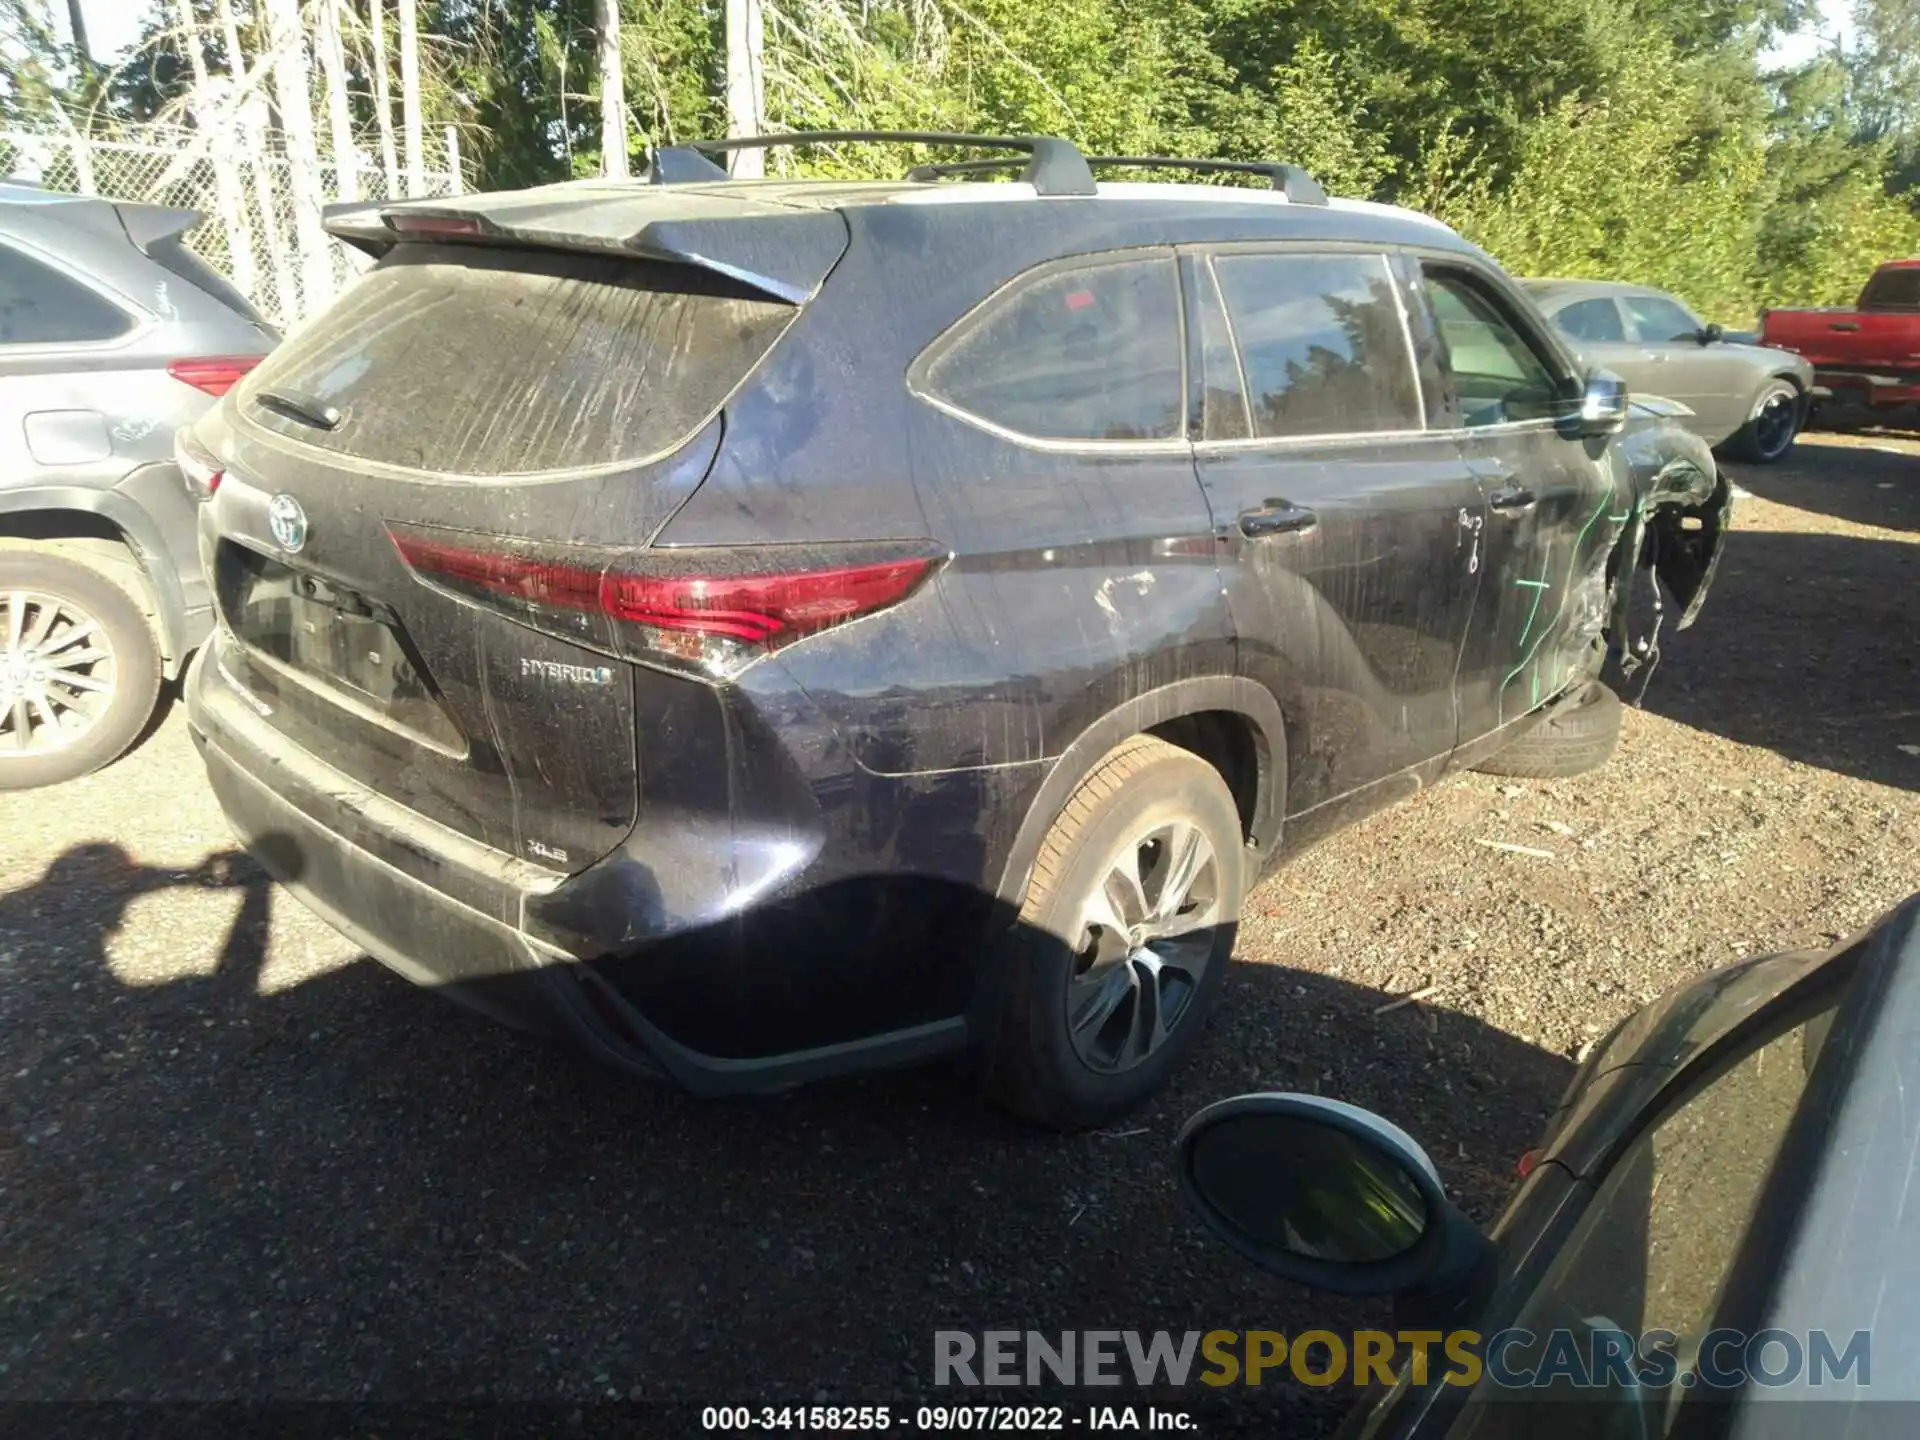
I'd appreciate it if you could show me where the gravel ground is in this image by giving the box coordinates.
[3,431,1916,1433]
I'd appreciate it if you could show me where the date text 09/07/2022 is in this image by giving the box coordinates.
[700,1405,1195,1432]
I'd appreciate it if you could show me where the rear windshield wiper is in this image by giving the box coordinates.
[256,388,343,432]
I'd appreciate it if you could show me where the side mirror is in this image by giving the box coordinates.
[1697,323,1724,346]
[1576,370,1629,438]
[1176,1094,1497,1326]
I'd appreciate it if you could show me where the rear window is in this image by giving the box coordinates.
[236,244,795,476]
[914,252,1184,442]
[144,233,270,328]
[1861,267,1920,311]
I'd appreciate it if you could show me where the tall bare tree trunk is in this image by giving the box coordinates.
[595,0,628,179]
[262,0,333,316]
[63,0,90,65]
[725,0,765,177]
[216,0,295,324]
[215,0,243,81]
[174,0,255,301]
[368,0,401,197]
[316,0,357,202]
[398,0,424,196]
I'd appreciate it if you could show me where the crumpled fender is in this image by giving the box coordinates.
[1601,416,1730,694]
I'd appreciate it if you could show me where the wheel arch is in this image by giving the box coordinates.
[993,676,1288,908]
[0,484,189,675]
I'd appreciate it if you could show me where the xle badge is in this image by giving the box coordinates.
[521,657,614,686]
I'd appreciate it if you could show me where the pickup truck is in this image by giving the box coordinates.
[1760,259,1920,411]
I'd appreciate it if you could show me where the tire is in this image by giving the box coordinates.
[1721,379,1802,464]
[0,551,162,791]
[1471,680,1622,780]
[986,735,1244,1129]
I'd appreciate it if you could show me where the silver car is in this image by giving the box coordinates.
[1,183,275,789]
[1523,277,1813,463]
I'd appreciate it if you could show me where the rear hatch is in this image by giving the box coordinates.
[197,204,845,874]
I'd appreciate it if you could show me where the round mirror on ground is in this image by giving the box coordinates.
[1176,1094,1459,1296]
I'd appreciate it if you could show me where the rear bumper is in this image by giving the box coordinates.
[185,639,971,1094]
[1810,367,1920,407]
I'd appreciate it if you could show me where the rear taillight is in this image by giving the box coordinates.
[166,355,262,397]
[388,524,943,679]
[173,427,223,500]
[386,213,484,238]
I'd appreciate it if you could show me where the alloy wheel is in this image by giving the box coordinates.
[0,589,117,757]
[1752,389,1798,460]
[1065,819,1223,1073]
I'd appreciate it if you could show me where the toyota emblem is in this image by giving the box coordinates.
[267,494,308,553]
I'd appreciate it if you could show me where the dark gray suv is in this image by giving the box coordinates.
[1,184,275,789]
[183,133,1731,1127]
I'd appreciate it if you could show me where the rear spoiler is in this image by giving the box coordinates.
[112,200,200,253]
[321,191,848,305]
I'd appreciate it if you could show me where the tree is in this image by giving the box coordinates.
[400,0,423,194]
[595,0,626,176]
[368,0,401,195]
[725,0,764,177]
[1849,0,1920,190]
[262,0,333,308]
[315,0,357,201]
[61,0,86,67]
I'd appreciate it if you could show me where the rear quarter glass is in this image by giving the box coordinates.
[233,243,796,476]
[143,233,271,327]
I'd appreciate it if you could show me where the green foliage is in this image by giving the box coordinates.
[1427,28,1774,319]
[9,0,1916,313]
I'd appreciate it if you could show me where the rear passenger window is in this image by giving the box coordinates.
[1555,297,1626,344]
[0,244,134,345]
[917,254,1184,442]
[1208,252,1422,439]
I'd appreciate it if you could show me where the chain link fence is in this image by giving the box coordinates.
[1,118,463,327]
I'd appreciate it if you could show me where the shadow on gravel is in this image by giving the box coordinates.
[1635,523,1920,790]
[1732,437,1920,533]
[0,842,1573,1434]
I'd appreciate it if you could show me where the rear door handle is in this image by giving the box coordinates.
[1239,504,1319,538]
[1489,486,1538,516]
[1829,322,1861,332]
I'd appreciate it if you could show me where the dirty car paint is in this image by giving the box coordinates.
[183,176,1733,1090]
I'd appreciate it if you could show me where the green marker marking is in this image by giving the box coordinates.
[1514,560,1553,647]
[1497,486,1615,722]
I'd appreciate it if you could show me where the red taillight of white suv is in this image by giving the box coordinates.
[166,354,263,397]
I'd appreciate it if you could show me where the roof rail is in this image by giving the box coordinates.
[904,154,1330,206]
[647,131,1098,197]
